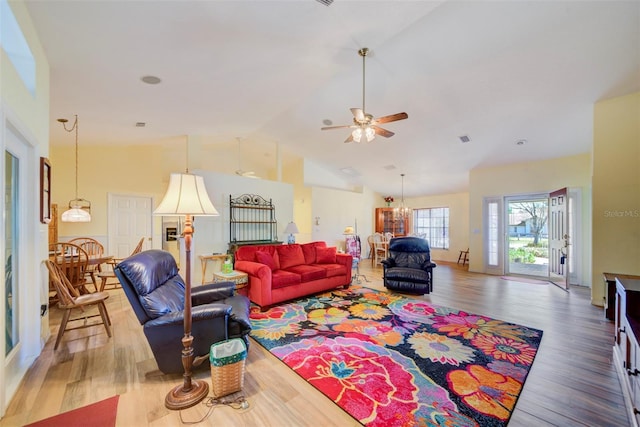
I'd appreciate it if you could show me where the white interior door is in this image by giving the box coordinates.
[549,187,569,290]
[107,194,152,258]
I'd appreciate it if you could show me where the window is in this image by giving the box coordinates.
[413,207,449,249]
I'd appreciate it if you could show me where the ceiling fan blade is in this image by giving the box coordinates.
[344,133,354,143]
[372,125,394,138]
[322,124,356,131]
[350,108,365,122]
[375,112,408,124]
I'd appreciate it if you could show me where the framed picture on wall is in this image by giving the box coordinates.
[40,157,51,224]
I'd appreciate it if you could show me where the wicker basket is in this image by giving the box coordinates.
[210,338,247,398]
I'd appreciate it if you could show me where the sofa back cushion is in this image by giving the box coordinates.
[316,246,337,264]
[301,241,326,264]
[235,245,277,262]
[256,250,280,271]
[277,244,306,269]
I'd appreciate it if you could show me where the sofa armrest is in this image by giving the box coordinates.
[335,253,352,268]
[235,260,270,277]
[192,281,235,305]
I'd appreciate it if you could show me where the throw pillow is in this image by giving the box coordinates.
[256,251,278,271]
[316,246,337,264]
[278,245,305,269]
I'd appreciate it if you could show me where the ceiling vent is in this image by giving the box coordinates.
[383,164,397,171]
[315,0,333,5]
[135,122,146,127]
[459,135,471,143]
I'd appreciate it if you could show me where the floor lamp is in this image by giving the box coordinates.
[154,172,219,410]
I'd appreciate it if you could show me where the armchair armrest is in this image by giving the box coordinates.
[145,303,231,328]
[192,281,235,305]
[381,259,395,269]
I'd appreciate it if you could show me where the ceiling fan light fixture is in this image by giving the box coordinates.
[365,126,375,142]
[352,127,363,143]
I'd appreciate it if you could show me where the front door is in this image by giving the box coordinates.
[107,194,152,258]
[549,188,569,290]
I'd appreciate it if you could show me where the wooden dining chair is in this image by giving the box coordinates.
[97,237,145,291]
[44,260,112,350]
[366,235,375,266]
[69,237,105,290]
[48,242,90,298]
[373,233,388,266]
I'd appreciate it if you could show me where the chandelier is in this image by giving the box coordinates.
[58,115,91,222]
[394,173,411,219]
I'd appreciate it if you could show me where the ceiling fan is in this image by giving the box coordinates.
[321,47,408,143]
[235,137,259,179]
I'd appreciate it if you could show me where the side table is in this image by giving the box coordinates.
[213,270,249,295]
[199,254,228,284]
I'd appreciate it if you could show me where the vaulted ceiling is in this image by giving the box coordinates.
[25,0,640,197]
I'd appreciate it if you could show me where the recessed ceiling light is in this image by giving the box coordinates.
[323,119,333,126]
[340,167,360,176]
[141,75,161,85]
[516,139,527,146]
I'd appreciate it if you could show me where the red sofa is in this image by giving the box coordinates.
[234,241,352,309]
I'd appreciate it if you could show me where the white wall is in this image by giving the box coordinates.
[190,169,293,284]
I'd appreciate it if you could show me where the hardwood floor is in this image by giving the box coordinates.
[1,261,629,426]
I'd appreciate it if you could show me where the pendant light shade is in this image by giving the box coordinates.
[58,115,91,222]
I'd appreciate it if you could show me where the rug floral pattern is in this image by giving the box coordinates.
[250,286,542,427]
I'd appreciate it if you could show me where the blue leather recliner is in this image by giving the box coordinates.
[381,237,436,294]
[114,249,251,374]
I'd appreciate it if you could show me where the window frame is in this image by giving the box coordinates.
[412,207,449,249]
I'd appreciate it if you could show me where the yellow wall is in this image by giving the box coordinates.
[592,92,640,304]
[405,192,470,263]
[468,153,592,276]
[50,142,180,238]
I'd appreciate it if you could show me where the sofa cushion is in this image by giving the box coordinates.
[285,264,326,282]
[256,250,279,271]
[271,269,301,289]
[277,244,305,270]
[301,243,317,264]
[316,246,337,264]
[314,263,345,278]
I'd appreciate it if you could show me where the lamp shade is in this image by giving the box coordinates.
[283,221,299,234]
[343,226,355,235]
[61,207,91,222]
[154,173,219,216]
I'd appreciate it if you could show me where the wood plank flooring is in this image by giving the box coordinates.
[1,261,629,426]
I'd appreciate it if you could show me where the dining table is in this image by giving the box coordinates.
[51,253,113,295]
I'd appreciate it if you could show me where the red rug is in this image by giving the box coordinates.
[250,286,542,426]
[24,395,119,427]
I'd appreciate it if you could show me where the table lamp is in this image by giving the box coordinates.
[154,172,219,410]
[284,221,299,244]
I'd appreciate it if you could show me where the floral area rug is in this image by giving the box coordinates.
[249,286,543,427]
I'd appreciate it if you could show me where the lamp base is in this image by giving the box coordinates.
[165,379,209,410]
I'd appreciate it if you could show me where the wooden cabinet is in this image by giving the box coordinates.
[375,208,408,237]
[613,277,640,426]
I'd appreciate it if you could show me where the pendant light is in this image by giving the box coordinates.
[394,173,411,219]
[58,115,91,222]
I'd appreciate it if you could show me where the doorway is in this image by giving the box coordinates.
[484,189,581,287]
[505,195,550,278]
